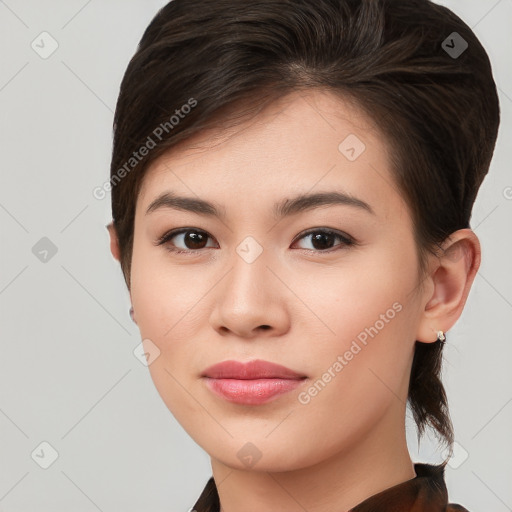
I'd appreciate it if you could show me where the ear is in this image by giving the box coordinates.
[416,228,481,343]
[106,221,121,262]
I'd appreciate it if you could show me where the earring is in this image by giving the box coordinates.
[129,306,136,324]
[436,330,446,343]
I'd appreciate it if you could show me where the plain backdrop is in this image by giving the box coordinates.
[0,1,511,510]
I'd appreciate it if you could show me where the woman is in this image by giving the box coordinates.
[106,0,500,510]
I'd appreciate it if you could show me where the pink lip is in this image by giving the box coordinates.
[201,359,307,405]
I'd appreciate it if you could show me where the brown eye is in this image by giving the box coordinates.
[156,228,217,253]
[293,229,354,252]
[182,230,209,250]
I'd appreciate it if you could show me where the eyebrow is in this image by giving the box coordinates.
[145,190,375,220]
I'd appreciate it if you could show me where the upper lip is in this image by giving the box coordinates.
[201,359,306,380]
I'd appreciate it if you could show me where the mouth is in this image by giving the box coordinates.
[200,359,307,405]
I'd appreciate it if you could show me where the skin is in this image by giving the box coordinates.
[108,89,480,512]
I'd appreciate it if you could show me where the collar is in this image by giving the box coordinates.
[192,463,470,512]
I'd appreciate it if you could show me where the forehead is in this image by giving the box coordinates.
[136,89,403,219]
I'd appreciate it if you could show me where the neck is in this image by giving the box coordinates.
[211,406,416,512]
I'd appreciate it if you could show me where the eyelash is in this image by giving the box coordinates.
[155,227,356,255]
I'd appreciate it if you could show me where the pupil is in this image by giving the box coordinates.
[186,231,207,249]
[312,232,334,250]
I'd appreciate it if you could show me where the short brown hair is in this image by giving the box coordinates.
[109,0,500,452]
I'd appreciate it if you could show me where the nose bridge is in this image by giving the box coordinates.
[210,235,288,336]
[225,237,274,307]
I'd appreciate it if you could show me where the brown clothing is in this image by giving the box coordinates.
[191,462,469,512]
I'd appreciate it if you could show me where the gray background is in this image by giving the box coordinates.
[0,0,510,510]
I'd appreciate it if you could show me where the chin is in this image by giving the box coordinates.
[203,433,324,473]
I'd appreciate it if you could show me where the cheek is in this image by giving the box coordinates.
[282,269,418,467]
[296,244,418,349]
[130,241,212,341]
[129,243,218,415]
[129,260,205,430]
[291,246,419,410]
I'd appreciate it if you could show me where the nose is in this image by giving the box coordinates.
[209,249,290,339]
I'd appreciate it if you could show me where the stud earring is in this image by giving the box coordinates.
[129,306,136,324]
[436,330,446,343]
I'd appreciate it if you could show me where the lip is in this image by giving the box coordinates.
[201,359,306,380]
[201,359,307,405]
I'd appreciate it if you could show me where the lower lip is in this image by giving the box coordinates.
[203,377,305,405]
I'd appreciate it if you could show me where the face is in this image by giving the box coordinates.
[128,89,433,472]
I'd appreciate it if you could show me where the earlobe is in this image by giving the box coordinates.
[106,221,121,262]
[415,229,481,343]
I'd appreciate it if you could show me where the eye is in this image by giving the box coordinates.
[156,227,355,255]
[155,228,218,254]
[292,228,355,252]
